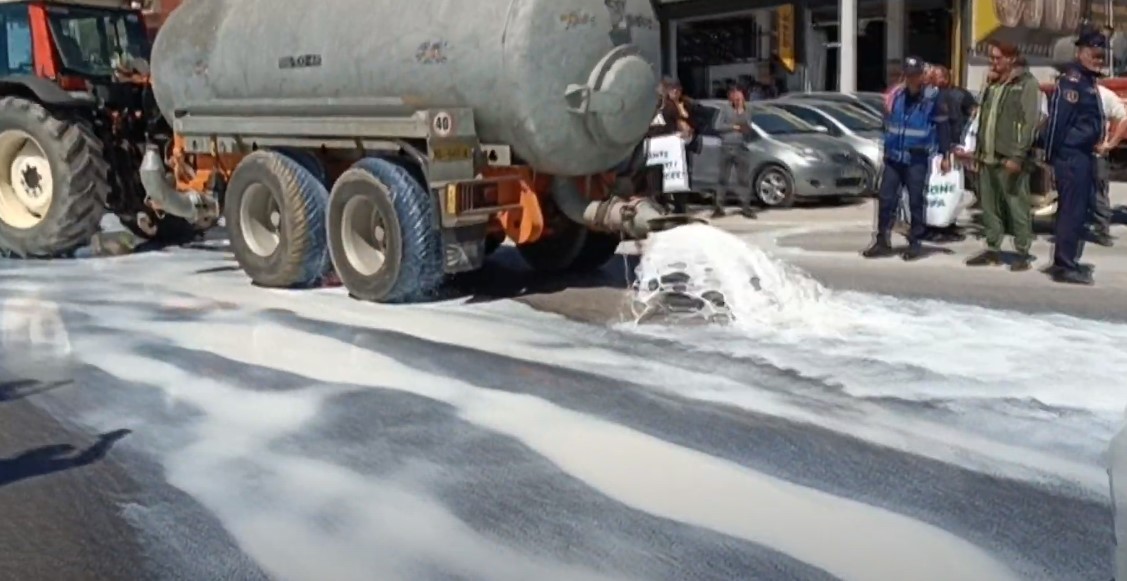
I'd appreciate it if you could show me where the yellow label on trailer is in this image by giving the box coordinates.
[432,143,474,162]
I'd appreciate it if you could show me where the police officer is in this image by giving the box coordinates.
[863,56,952,261]
[1043,27,1107,285]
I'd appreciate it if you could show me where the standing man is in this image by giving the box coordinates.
[964,41,1042,271]
[863,56,951,261]
[712,85,758,220]
[932,66,977,146]
[1043,27,1108,285]
[1092,79,1127,247]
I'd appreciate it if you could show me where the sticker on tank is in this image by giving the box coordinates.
[416,41,449,64]
[603,0,656,45]
[559,10,596,30]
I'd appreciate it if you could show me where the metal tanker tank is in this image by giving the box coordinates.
[150,0,662,176]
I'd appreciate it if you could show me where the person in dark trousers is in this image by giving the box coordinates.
[964,40,1042,271]
[712,85,757,220]
[863,56,951,261]
[648,77,694,214]
[1042,27,1108,285]
[923,65,977,243]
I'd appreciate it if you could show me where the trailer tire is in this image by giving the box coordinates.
[327,157,444,303]
[225,150,329,288]
[0,97,109,258]
[273,147,328,186]
[570,231,622,272]
[518,218,620,273]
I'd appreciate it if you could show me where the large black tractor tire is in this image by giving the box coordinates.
[518,216,621,273]
[224,150,329,288]
[0,97,109,258]
[326,157,444,303]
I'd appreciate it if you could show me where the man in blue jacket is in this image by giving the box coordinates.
[863,56,952,261]
[1043,27,1107,285]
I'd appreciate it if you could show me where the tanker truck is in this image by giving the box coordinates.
[0,0,674,304]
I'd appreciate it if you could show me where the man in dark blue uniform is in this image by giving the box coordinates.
[1043,27,1108,285]
[863,56,951,261]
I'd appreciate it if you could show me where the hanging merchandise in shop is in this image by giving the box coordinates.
[972,0,1127,60]
[777,3,796,72]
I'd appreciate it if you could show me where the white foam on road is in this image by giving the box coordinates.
[57,305,1020,581]
[631,224,1127,415]
[2,254,1110,491]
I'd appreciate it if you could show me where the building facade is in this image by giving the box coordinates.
[653,0,1127,97]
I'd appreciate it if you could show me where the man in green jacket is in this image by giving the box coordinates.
[965,41,1042,271]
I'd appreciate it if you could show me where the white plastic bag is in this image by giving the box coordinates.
[899,156,970,228]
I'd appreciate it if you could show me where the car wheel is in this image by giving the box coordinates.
[754,165,796,208]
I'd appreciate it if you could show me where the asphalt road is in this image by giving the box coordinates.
[1,191,1125,581]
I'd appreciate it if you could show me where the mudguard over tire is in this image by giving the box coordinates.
[224,150,329,288]
[518,217,621,273]
[0,97,109,257]
[326,157,444,303]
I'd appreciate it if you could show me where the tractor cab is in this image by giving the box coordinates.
[0,0,151,93]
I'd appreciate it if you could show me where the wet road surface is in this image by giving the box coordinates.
[0,245,1119,581]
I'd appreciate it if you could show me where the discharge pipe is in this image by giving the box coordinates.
[550,176,668,239]
[139,144,219,223]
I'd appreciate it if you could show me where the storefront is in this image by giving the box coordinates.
[654,0,959,96]
[966,0,1127,91]
[655,0,796,99]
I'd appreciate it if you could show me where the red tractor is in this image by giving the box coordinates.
[0,0,188,259]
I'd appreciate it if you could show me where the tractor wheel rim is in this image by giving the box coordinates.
[0,130,53,229]
[341,194,388,276]
[240,183,281,256]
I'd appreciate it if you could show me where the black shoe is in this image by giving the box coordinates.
[1051,268,1094,285]
[965,250,1001,267]
[861,240,895,259]
[901,245,925,261]
[710,208,726,219]
[739,208,757,219]
[1092,233,1115,247]
[1009,255,1033,272]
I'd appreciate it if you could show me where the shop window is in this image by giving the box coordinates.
[675,15,765,99]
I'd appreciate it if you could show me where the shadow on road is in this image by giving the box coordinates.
[0,430,132,488]
[0,379,72,403]
[449,247,640,303]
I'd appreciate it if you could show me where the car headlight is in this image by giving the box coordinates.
[796,147,824,162]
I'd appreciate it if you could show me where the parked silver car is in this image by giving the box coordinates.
[778,91,887,118]
[691,100,869,207]
[770,100,883,186]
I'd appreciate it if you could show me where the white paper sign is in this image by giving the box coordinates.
[645,134,690,193]
[899,156,974,228]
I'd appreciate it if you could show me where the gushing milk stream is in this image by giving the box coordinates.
[627,224,1127,417]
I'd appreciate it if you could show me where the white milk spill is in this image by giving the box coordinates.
[629,224,1127,417]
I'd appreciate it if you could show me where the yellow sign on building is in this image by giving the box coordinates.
[776,4,796,73]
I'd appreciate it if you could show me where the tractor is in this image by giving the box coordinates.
[0,0,192,259]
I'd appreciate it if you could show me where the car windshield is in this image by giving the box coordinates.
[818,103,882,131]
[46,6,149,78]
[751,109,819,135]
[857,94,886,112]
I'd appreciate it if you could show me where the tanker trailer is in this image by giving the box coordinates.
[141,0,672,302]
